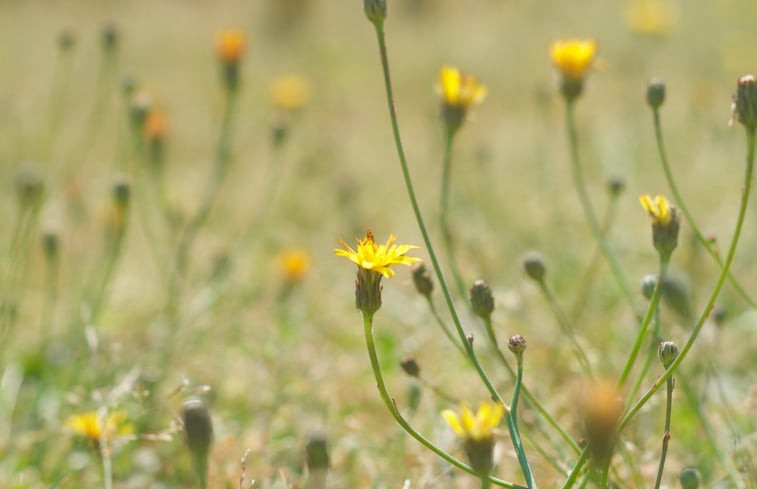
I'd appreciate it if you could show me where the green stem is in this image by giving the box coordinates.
[652,376,674,489]
[362,313,527,489]
[371,20,504,405]
[619,126,755,437]
[440,128,467,300]
[627,306,660,406]
[564,101,639,319]
[508,354,537,489]
[425,297,467,358]
[617,255,669,388]
[559,446,590,489]
[536,280,593,378]
[652,107,756,308]
[482,317,580,455]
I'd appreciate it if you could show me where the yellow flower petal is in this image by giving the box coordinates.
[549,39,598,80]
[334,230,419,277]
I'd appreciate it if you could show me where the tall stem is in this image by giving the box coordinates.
[508,353,537,489]
[652,376,674,489]
[652,107,756,307]
[619,127,755,441]
[371,21,503,405]
[564,101,639,319]
[361,313,527,489]
[440,128,467,299]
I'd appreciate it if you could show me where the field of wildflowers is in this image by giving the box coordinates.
[0,1,755,488]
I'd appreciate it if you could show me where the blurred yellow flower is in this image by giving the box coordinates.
[549,39,598,81]
[639,194,672,226]
[278,248,312,283]
[437,65,487,109]
[216,28,246,64]
[143,109,169,142]
[270,75,311,111]
[442,401,504,442]
[334,230,419,278]
[65,411,132,443]
[625,0,675,37]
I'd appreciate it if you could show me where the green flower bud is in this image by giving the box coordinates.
[15,164,45,212]
[363,0,387,24]
[182,399,213,485]
[400,355,420,378]
[658,340,679,369]
[469,280,494,320]
[305,432,329,471]
[411,262,434,298]
[523,251,546,282]
[102,23,119,52]
[679,467,700,489]
[607,175,626,197]
[507,334,527,356]
[733,74,757,129]
[646,78,666,109]
[640,274,657,300]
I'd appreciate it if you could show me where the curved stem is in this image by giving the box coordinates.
[362,313,527,489]
[652,107,756,308]
[440,128,467,299]
[508,354,537,489]
[425,297,467,358]
[564,101,640,319]
[617,256,670,388]
[652,376,674,489]
[619,126,755,438]
[371,21,504,406]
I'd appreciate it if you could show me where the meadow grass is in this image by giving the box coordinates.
[0,1,755,488]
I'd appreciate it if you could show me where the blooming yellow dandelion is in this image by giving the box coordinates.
[334,230,419,279]
[442,401,505,475]
[270,75,311,112]
[639,194,672,226]
[437,66,487,133]
[335,230,419,315]
[625,0,675,37]
[442,401,504,442]
[640,194,680,257]
[216,29,246,65]
[277,248,312,283]
[65,411,132,443]
[549,39,598,81]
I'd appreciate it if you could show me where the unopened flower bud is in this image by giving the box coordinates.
[15,164,45,211]
[469,280,494,320]
[363,0,387,24]
[411,262,434,298]
[640,274,657,300]
[523,251,546,282]
[102,23,119,52]
[42,230,59,263]
[679,467,700,489]
[733,74,757,129]
[182,399,213,483]
[400,355,420,378]
[646,78,666,109]
[507,334,527,356]
[658,340,679,368]
[112,175,131,209]
[607,175,625,197]
[130,90,153,130]
[661,270,693,322]
[305,432,330,472]
[58,30,76,51]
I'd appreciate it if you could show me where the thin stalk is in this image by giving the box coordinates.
[99,445,113,489]
[652,107,756,307]
[536,280,593,378]
[508,353,537,489]
[440,128,467,300]
[570,191,619,321]
[627,306,661,406]
[559,446,590,489]
[652,376,674,489]
[619,126,755,440]
[362,313,527,489]
[617,256,669,388]
[371,20,504,406]
[87,216,129,326]
[564,101,639,319]
[482,316,580,455]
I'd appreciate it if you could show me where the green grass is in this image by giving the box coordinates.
[0,1,755,488]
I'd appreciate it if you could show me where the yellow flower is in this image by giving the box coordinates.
[270,75,311,111]
[334,230,420,278]
[216,28,246,64]
[625,0,675,37]
[437,65,487,109]
[442,401,504,442]
[65,411,133,443]
[277,248,311,283]
[549,39,598,81]
[143,109,169,142]
[639,194,672,226]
